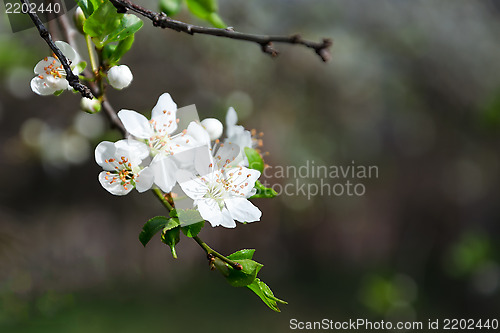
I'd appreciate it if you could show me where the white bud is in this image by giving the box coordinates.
[107,65,133,90]
[201,118,223,141]
[80,97,101,114]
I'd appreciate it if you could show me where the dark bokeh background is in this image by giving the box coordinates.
[1,0,500,332]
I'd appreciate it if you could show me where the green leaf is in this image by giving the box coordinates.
[181,221,204,237]
[102,36,135,65]
[244,147,264,173]
[159,0,183,16]
[139,216,170,247]
[250,180,277,199]
[186,0,226,28]
[169,209,178,218]
[74,61,87,74]
[206,12,225,29]
[227,249,255,261]
[161,226,180,258]
[78,0,104,18]
[225,259,263,287]
[83,1,143,49]
[247,278,287,312]
[53,89,64,96]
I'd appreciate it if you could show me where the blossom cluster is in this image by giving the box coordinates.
[95,93,262,228]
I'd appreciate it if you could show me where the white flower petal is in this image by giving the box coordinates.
[226,107,238,134]
[55,41,78,63]
[151,155,178,192]
[213,141,243,169]
[220,207,236,228]
[225,197,261,223]
[115,138,150,161]
[176,169,207,200]
[34,57,58,75]
[151,93,177,120]
[118,109,153,139]
[30,76,57,95]
[136,166,154,192]
[95,141,117,171]
[197,199,224,227]
[185,121,211,147]
[98,171,133,196]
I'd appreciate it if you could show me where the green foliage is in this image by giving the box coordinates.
[227,249,255,260]
[181,220,205,237]
[74,61,87,74]
[169,208,205,237]
[159,0,183,16]
[78,0,103,18]
[83,1,143,49]
[250,180,277,199]
[102,36,135,66]
[186,0,226,28]
[161,222,181,259]
[139,216,170,247]
[247,278,288,312]
[244,147,264,173]
[225,259,263,287]
[214,249,287,311]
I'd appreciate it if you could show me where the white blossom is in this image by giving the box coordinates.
[95,139,154,195]
[107,65,133,90]
[30,41,82,96]
[177,142,261,228]
[117,93,211,192]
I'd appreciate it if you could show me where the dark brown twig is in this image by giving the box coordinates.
[109,0,332,62]
[20,0,93,99]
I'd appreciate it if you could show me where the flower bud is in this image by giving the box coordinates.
[201,118,223,141]
[107,65,133,90]
[73,7,86,34]
[80,97,101,114]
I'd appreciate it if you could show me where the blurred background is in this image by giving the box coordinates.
[1,0,500,332]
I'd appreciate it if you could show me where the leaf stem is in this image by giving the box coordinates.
[193,236,242,270]
[86,34,99,74]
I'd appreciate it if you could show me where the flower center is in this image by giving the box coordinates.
[104,156,136,191]
[42,57,65,80]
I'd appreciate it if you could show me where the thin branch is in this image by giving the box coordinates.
[55,0,79,54]
[86,81,128,136]
[20,0,93,99]
[109,0,332,62]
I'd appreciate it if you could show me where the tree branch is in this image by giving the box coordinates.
[20,0,94,99]
[109,0,332,62]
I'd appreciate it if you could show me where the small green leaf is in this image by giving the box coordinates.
[83,1,143,49]
[247,278,287,312]
[244,147,264,173]
[74,61,87,74]
[139,216,170,247]
[169,208,178,218]
[161,226,180,258]
[206,12,225,29]
[159,0,183,16]
[102,36,135,65]
[77,0,93,18]
[53,89,64,96]
[225,259,263,287]
[181,221,204,237]
[186,0,226,28]
[227,249,255,261]
[250,180,277,199]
